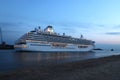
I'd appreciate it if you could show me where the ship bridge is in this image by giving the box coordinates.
[44,25,54,34]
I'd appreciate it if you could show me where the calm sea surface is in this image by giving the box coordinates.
[0,49,120,73]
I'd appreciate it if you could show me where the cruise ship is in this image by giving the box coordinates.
[14,26,95,52]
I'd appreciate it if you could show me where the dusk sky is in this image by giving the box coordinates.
[0,0,120,46]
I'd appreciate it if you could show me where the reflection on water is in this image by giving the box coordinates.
[14,51,95,64]
[0,50,120,72]
[0,50,95,72]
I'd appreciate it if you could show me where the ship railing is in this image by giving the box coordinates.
[26,40,48,43]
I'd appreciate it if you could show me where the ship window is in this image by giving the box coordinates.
[30,30,36,32]
[52,43,66,47]
[16,42,26,44]
[78,46,88,48]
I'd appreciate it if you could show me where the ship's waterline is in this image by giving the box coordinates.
[14,26,95,52]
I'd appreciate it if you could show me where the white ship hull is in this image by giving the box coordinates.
[14,26,95,52]
[14,42,94,52]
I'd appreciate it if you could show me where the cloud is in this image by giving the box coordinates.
[53,22,110,35]
[0,22,34,33]
[112,25,120,29]
[54,21,92,28]
[97,24,106,27]
[0,22,28,28]
[0,22,17,27]
[105,32,120,35]
[60,22,106,29]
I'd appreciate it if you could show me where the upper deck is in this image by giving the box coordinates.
[15,26,95,45]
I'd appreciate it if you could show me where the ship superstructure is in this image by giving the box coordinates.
[14,26,95,52]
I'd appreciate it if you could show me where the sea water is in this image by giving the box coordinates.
[0,48,120,73]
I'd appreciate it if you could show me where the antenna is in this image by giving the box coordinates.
[38,26,41,29]
[80,34,83,39]
[0,27,3,44]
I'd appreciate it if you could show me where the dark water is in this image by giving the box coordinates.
[0,49,120,73]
